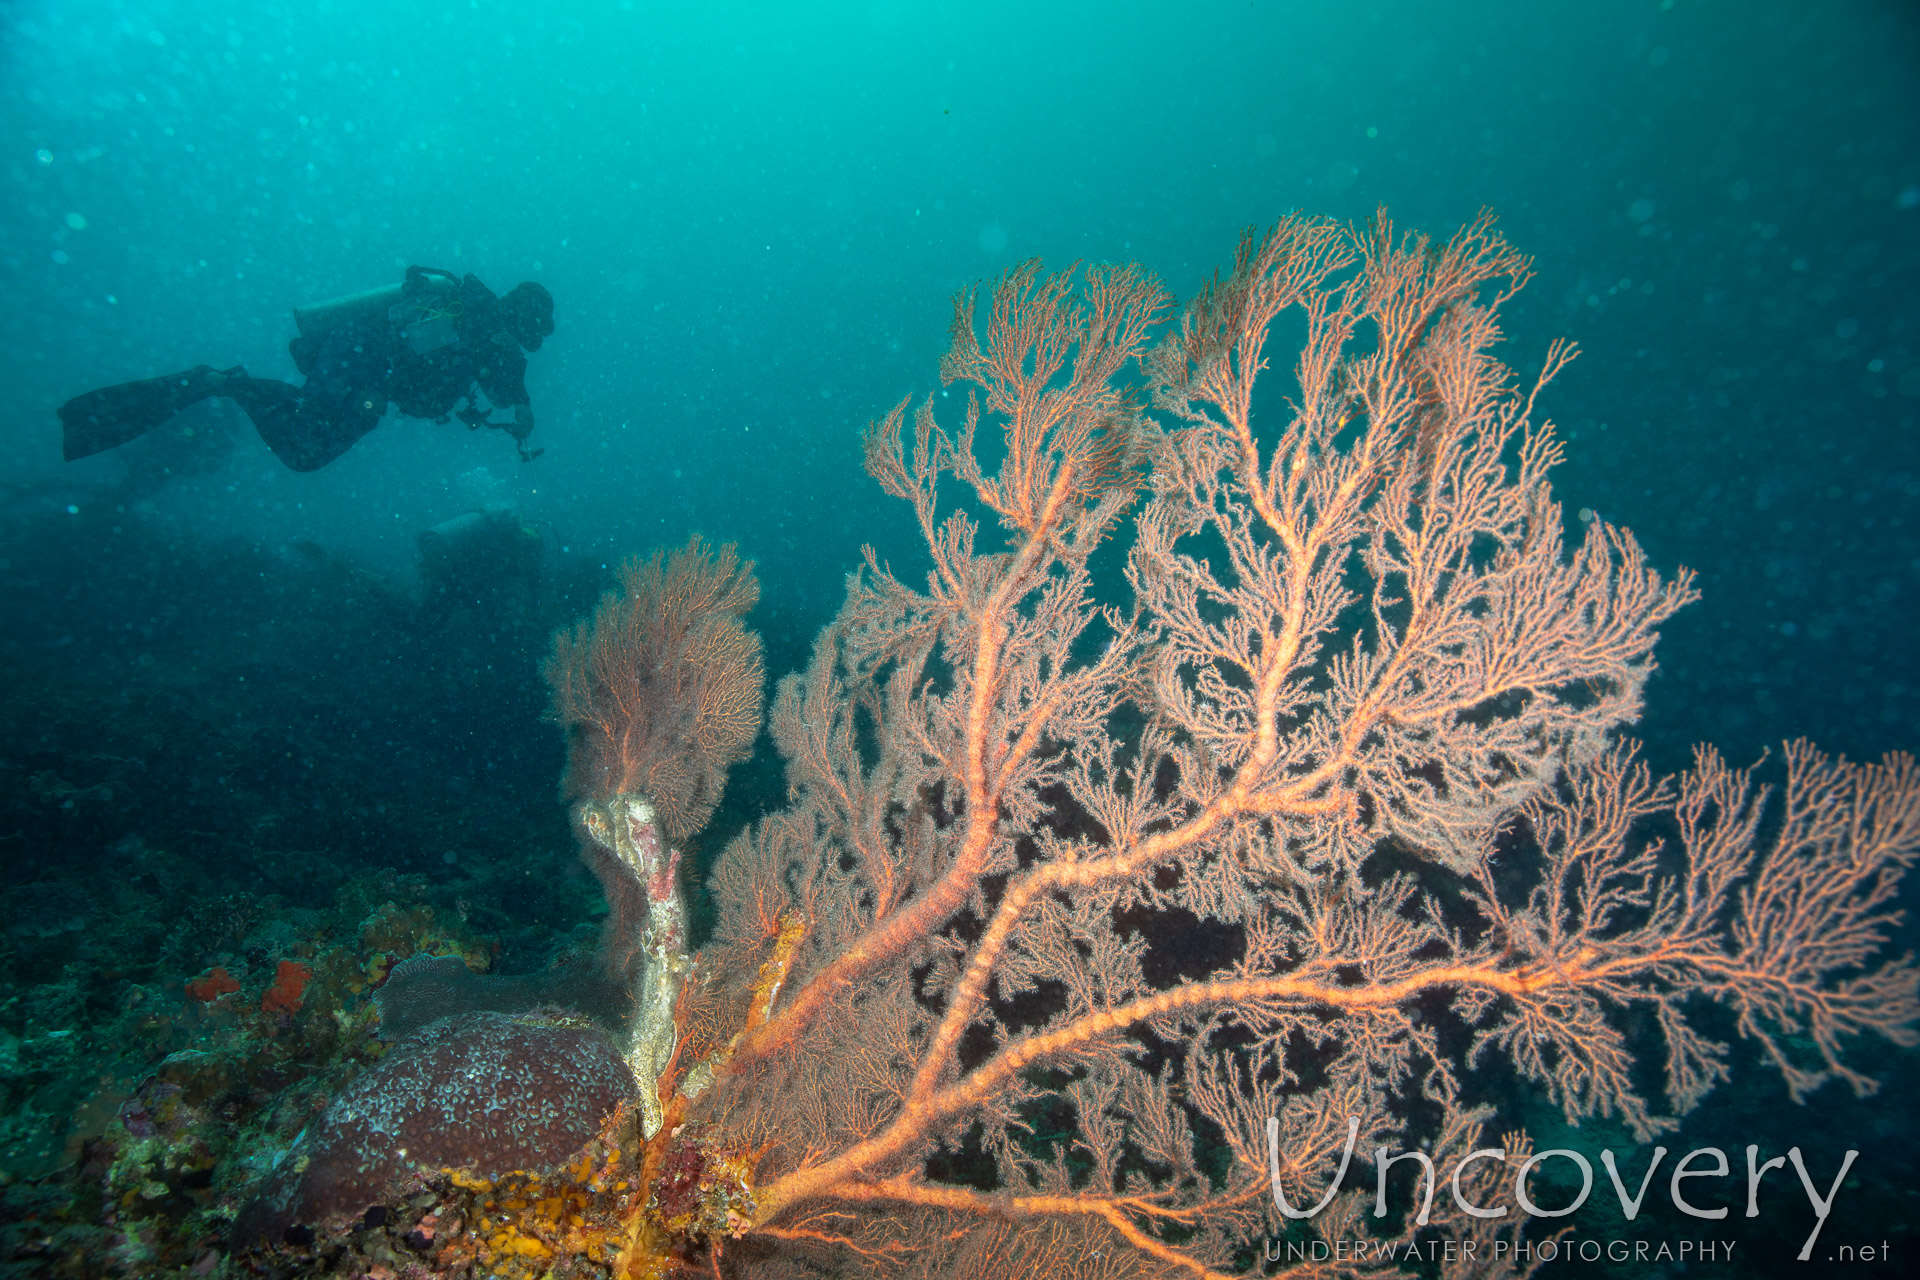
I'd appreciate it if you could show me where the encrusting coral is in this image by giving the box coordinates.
[232,1010,637,1249]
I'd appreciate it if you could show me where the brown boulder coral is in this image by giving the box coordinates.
[234,1010,633,1250]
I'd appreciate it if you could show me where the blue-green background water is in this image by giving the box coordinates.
[2,1,1917,1273]
[5,0,1915,768]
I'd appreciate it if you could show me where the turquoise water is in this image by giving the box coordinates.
[3,1,1916,1274]
[5,0,1912,764]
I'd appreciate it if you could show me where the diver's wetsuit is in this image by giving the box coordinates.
[58,266,546,471]
[230,270,536,471]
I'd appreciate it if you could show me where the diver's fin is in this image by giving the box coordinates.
[58,367,221,461]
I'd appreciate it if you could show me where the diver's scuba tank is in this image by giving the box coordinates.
[293,283,401,341]
[292,266,461,348]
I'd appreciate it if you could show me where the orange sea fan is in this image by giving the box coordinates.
[544,535,766,842]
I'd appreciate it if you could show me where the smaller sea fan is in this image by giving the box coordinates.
[545,535,765,841]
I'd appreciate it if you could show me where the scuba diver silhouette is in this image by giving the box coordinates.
[58,266,554,471]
